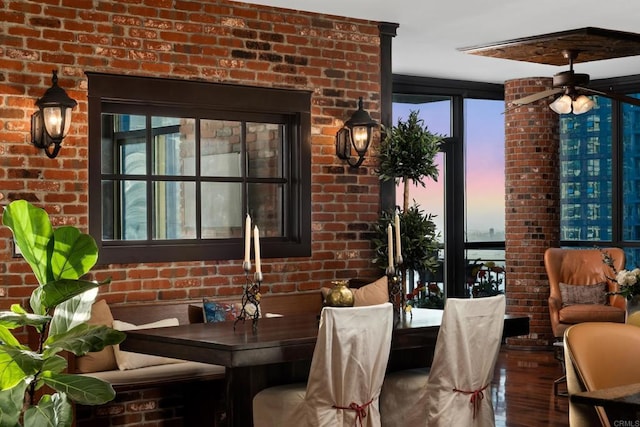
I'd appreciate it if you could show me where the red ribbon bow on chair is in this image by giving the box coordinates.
[333,398,373,427]
[453,383,489,419]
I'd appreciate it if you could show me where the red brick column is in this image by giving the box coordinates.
[504,78,560,347]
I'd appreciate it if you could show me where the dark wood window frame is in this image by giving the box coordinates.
[87,73,312,264]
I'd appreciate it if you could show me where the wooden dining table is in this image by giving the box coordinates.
[121,308,529,427]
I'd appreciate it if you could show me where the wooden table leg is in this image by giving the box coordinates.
[226,367,255,427]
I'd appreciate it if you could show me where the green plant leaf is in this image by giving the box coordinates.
[0,346,42,390]
[0,310,51,331]
[2,200,53,287]
[41,372,115,405]
[48,288,99,338]
[0,326,22,349]
[24,392,72,427]
[0,380,28,426]
[44,323,125,357]
[51,227,98,281]
[41,355,68,375]
[35,279,108,314]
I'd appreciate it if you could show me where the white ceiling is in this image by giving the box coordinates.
[235,0,640,85]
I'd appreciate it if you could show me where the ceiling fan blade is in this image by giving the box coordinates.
[511,88,562,106]
[578,86,640,108]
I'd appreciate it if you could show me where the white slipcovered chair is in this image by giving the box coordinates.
[380,295,506,426]
[252,302,393,427]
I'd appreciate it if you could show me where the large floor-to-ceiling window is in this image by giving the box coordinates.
[560,79,640,267]
[392,76,504,298]
[392,74,640,299]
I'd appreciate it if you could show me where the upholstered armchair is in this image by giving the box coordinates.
[545,247,626,339]
[564,322,640,426]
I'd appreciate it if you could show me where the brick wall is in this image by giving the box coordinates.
[1,2,382,425]
[75,381,226,427]
[504,77,560,347]
[0,0,383,310]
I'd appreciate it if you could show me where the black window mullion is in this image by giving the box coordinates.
[612,99,622,245]
[242,121,249,219]
[146,114,154,243]
[195,117,202,239]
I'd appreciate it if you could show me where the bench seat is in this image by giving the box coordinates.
[80,360,225,390]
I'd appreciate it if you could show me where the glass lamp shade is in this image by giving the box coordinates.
[549,94,573,114]
[42,105,73,139]
[572,95,595,115]
[351,125,370,154]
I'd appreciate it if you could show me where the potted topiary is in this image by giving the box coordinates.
[373,110,443,307]
[0,200,124,426]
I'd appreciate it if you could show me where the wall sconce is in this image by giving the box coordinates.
[335,97,378,168]
[31,70,77,158]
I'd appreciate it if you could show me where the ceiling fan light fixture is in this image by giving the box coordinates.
[549,94,573,114]
[572,95,595,114]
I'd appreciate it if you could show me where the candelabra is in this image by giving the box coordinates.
[234,261,262,330]
[387,254,405,318]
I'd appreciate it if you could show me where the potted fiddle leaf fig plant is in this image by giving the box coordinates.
[0,200,125,426]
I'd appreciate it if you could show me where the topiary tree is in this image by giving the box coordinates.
[372,205,440,274]
[0,200,125,426]
[374,110,443,304]
[378,110,442,212]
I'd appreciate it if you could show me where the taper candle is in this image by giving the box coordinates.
[244,214,251,265]
[254,225,262,274]
[394,213,401,261]
[387,223,394,269]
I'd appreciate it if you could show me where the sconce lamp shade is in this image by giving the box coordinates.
[549,92,594,115]
[335,97,377,168]
[31,70,77,158]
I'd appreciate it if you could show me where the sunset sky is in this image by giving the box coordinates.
[392,99,505,241]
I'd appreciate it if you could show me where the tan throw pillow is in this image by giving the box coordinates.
[559,282,608,306]
[112,318,184,370]
[75,299,118,373]
[352,276,389,307]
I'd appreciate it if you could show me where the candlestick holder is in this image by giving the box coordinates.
[387,254,405,318]
[234,261,262,330]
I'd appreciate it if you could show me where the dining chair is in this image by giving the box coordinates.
[380,294,506,427]
[252,302,393,427]
[564,322,640,427]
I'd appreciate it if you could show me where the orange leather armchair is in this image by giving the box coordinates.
[545,247,626,339]
[564,322,640,426]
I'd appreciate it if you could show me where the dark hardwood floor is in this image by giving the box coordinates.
[492,347,569,427]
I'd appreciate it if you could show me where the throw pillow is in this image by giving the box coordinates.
[75,299,118,373]
[559,282,608,306]
[352,276,389,306]
[112,318,183,370]
[202,299,242,323]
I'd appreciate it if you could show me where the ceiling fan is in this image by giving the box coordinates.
[512,49,640,114]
